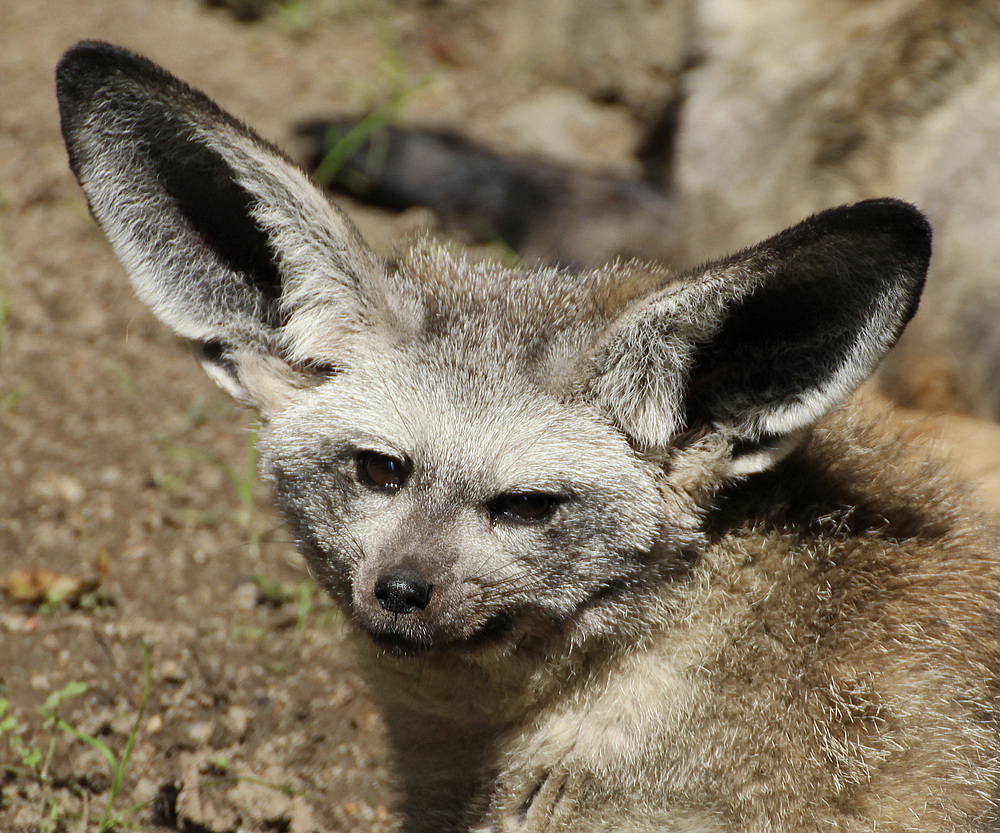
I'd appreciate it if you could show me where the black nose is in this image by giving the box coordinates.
[374,570,433,614]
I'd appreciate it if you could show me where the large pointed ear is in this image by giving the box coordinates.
[56,41,386,411]
[592,199,931,475]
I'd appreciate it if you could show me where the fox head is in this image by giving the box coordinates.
[57,42,930,658]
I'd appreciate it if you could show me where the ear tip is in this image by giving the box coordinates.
[828,198,933,269]
[57,40,136,86]
[57,42,126,125]
[797,199,931,310]
[56,41,166,117]
[59,39,129,62]
[853,195,932,241]
[56,41,197,178]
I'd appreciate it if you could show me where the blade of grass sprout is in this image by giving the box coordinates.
[100,639,152,829]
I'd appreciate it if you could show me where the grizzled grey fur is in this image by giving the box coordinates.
[57,41,1000,832]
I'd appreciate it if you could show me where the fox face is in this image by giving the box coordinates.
[260,255,680,656]
[56,42,930,661]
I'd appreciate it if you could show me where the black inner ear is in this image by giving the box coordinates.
[147,113,287,329]
[682,249,871,433]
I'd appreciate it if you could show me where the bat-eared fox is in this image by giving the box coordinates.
[58,40,1000,833]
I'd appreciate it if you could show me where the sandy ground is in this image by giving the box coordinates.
[3,2,1000,831]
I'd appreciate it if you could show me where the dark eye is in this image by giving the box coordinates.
[488,492,564,525]
[356,451,410,493]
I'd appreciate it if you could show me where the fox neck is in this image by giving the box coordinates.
[345,567,713,831]
[346,621,622,831]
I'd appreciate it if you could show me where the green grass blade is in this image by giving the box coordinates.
[102,639,152,825]
[53,718,117,772]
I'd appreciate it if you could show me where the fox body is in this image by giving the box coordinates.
[57,42,1000,831]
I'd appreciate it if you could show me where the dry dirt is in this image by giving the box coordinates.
[3,2,1000,832]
